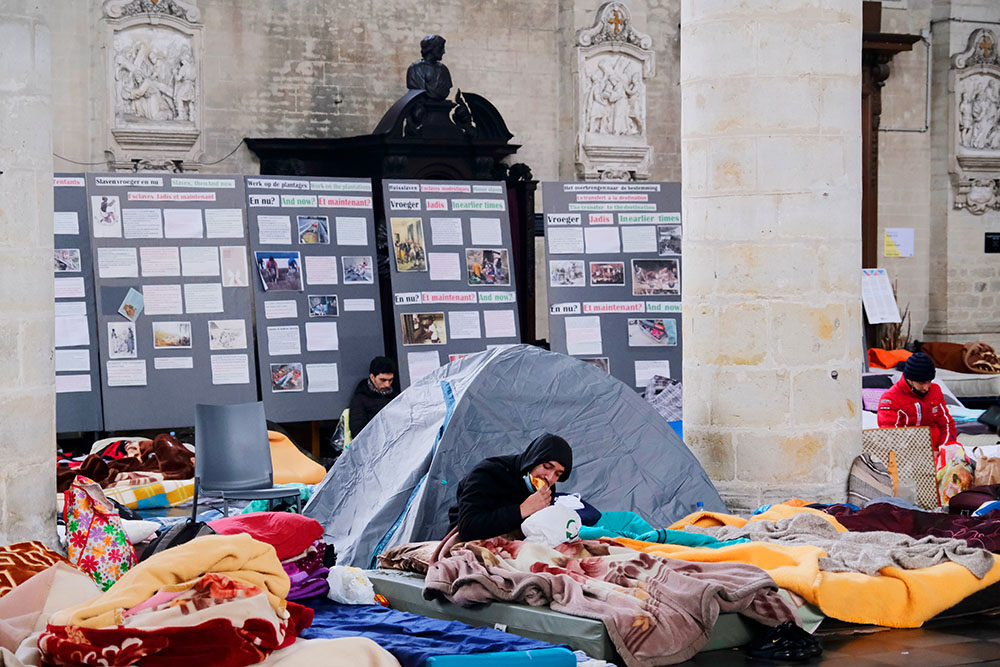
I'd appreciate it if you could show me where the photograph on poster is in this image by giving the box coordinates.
[308,295,339,318]
[91,195,122,238]
[297,215,330,244]
[208,319,247,350]
[118,288,144,321]
[342,256,374,284]
[54,249,81,272]
[657,225,682,256]
[590,261,625,286]
[632,258,680,296]
[270,362,304,392]
[221,246,249,287]
[400,312,447,345]
[581,357,610,374]
[549,260,585,287]
[466,248,510,286]
[152,321,192,349]
[108,321,136,359]
[627,318,677,346]
[390,217,427,272]
[254,251,302,292]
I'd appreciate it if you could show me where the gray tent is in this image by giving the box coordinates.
[304,345,725,567]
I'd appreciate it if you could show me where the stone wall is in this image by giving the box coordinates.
[0,2,56,544]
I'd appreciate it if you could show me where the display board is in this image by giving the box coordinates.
[246,176,384,422]
[54,174,104,432]
[87,173,259,430]
[542,181,682,390]
[381,180,521,387]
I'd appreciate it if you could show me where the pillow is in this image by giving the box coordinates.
[208,512,323,560]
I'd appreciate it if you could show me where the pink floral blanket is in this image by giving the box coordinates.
[424,537,797,666]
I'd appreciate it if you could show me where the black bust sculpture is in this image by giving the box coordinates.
[406,34,453,101]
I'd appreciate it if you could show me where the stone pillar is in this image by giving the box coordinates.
[0,2,56,543]
[680,0,863,510]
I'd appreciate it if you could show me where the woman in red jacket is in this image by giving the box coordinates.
[877,353,957,452]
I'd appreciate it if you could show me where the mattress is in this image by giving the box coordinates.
[367,569,823,661]
[935,369,1000,399]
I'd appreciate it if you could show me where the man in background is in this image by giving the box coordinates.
[877,352,957,453]
[348,356,399,437]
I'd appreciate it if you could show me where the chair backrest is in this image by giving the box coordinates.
[195,402,272,492]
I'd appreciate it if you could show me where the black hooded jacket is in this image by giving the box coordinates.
[448,433,573,541]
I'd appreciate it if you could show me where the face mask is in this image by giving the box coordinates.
[524,474,545,492]
[906,380,929,398]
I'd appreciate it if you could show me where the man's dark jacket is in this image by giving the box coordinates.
[348,379,398,436]
[448,433,573,541]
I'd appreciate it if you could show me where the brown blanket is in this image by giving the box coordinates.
[57,434,194,493]
[424,537,797,667]
[923,341,1000,375]
[0,542,69,598]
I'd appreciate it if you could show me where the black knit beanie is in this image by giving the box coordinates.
[903,352,935,383]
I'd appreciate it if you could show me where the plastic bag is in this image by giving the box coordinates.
[521,504,580,548]
[326,565,376,605]
[554,493,584,511]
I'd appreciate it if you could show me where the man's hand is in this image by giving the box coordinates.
[520,484,552,519]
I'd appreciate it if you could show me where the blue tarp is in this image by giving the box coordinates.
[302,598,563,667]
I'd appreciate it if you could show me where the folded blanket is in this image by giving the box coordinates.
[425,538,796,667]
[827,502,1000,553]
[48,533,289,629]
[259,637,401,666]
[687,511,995,578]
[282,540,330,600]
[57,434,194,493]
[922,341,1000,375]
[210,511,323,560]
[378,541,439,575]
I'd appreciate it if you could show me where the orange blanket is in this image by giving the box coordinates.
[867,348,912,370]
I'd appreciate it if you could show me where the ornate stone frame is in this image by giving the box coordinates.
[575,2,655,181]
[950,28,1000,214]
[101,0,204,171]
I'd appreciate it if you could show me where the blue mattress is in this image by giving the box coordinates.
[301,598,565,667]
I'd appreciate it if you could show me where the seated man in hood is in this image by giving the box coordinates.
[448,433,574,541]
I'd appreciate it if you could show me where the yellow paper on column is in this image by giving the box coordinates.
[884,231,902,257]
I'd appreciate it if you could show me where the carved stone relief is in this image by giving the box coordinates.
[102,0,203,171]
[575,2,654,181]
[951,28,1000,214]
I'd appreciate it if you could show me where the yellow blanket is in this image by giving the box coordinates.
[49,534,289,629]
[619,507,1000,628]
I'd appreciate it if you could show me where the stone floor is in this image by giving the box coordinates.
[681,613,1000,665]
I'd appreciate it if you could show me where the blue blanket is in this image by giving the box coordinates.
[578,510,749,548]
[302,598,562,667]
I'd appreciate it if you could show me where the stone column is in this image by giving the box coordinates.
[680,0,863,510]
[0,2,56,543]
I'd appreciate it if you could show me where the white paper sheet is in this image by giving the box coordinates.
[106,359,147,387]
[183,283,224,313]
[305,321,339,351]
[55,349,91,372]
[211,354,250,385]
[54,211,79,235]
[97,247,139,278]
[139,246,181,277]
[304,363,339,392]
[55,315,90,347]
[55,301,87,318]
[407,350,440,383]
[621,226,658,254]
[469,218,503,246]
[548,227,585,254]
[208,319,248,350]
[428,252,461,281]
[56,374,92,393]
[448,311,481,339]
[122,208,163,239]
[584,227,621,254]
[142,284,184,315]
[343,298,376,311]
[264,300,298,319]
[154,356,194,370]
[430,218,464,245]
[205,209,245,238]
[267,325,301,356]
[335,217,368,246]
[305,255,338,285]
[163,208,204,238]
[483,309,516,338]
[180,246,220,277]
[257,215,292,245]
[565,316,603,355]
[635,360,671,388]
[54,277,86,299]
[861,268,902,324]
[220,246,250,287]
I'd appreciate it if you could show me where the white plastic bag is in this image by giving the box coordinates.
[521,503,581,548]
[326,565,376,605]
[554,493,584,511]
